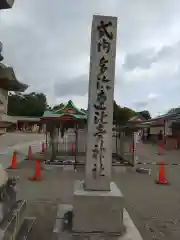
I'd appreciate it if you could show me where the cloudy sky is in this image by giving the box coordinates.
[1,0,180,117]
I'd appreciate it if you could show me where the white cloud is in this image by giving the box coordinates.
[147,93,159,100]
[1,0,180,116]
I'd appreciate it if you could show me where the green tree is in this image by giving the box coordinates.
[113,100,136,126]
[52,103,65,111]
[138,110,151,120]
[167,107,180,115]
[8,92,48,117]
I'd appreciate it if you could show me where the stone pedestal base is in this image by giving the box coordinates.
[72,180,124,233]
[85,177,111,191]
[53,205,143,240]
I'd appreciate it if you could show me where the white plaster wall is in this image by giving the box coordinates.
[149,120,172,136]
[150,126,164,134]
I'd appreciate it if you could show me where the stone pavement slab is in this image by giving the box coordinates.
[9,159,180,240]
[0,133,44,169]
[136,143,180,164]
[0,133,44,151]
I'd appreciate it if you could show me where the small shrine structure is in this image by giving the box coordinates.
[41,100,87,161]
[0,63,28,134]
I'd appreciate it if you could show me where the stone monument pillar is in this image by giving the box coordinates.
[72,15,124,234]
[85,15,117,191]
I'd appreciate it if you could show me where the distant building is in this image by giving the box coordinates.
[128,115,146,123]
[41,100,87,129]
[138,112,180,150]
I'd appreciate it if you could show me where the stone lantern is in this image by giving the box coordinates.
[0,41,3,62]
[0,0,15,9]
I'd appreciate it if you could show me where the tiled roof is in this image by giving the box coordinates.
[55,100,86,115]
[42,100,87,120]
[42,111,87,120]
[128,116,145,122]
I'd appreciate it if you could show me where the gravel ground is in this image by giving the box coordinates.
[6,144,180,240]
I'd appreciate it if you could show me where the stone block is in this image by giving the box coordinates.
[53,205,143,240]
[57,204,73,219]
[12,200,27,238]
[0,165,8,186]
[0,213,16,240]
[72,180,124,233]
[15,217,36,240]
[84,177,111,191]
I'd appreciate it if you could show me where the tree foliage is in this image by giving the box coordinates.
[8,92,48,117]
[52,103,65,111]
[167,107,180,115]
[8,93,137,125]
[137,110,151,120]
[113,100,136,125]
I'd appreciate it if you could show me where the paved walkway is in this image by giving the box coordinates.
[116,142,180,240]
[5,139,180,240]
[136,143,180,164]
[0,133,44,169]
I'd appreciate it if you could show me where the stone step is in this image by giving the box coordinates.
[15,217,36,240]
[0,200,27,240]
[12,200,27,236]
[0,213,16,240]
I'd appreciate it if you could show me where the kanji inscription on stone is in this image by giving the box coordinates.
[85,15,117,191]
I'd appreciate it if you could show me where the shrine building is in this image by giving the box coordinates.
[41,100,87,129]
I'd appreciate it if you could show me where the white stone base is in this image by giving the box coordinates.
[53,204,143,240]
[85,176,111,191]
[72,180,124,233]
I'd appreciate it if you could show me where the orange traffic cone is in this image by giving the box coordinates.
[42,142,45,153]
[28,146,32,160]
[9,151,18,169]
[156,160,168,185]
[28,160,42,181]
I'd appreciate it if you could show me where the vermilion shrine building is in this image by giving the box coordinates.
[41,100,87,128]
